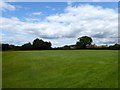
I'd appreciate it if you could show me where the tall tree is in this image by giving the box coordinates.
[33,38,52,50]
[33,38,44,50]
[76,36,93,49]
[2,44,10,50]
[21,42,32,50]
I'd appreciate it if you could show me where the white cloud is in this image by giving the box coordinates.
[0,2,16,11]
[1,4,118,47]
[26,12,43,19]
[32,12,42,15]
[46,4,118,39]
[24,18,40,23]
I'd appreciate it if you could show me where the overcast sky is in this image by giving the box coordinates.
[0,2,118,47]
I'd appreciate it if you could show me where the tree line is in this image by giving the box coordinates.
[54,36,120,50]
[1,38,52,51]
[1,36,120,51]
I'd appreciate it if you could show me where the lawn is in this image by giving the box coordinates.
[0,52,2,89]
[2,50,118,88]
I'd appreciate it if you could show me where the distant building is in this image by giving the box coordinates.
[86,44,97,48]
[70,45,76,49]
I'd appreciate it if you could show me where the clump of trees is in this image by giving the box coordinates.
[1,44,20,51]
[76,36,93,49]
[1,38,52,51]
[32,39,51,50]
[1,36,120,51]
[21,38,52,50]
[56,36,120,50]
[109,44,120,50]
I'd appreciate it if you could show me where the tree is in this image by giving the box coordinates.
[43,42,52,50]
[109,44,120,50]
[76,36,93,49]
[2,44,10,51]
[33,38,52,50]
[21,42,32,50]
[33,38,44,50]
[62,45,70,50]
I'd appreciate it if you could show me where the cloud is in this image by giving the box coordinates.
[1,4,118,46]
[46,4,118,39]
[25,12,43,19]
[0,2,16,11]
[32,12,42,15]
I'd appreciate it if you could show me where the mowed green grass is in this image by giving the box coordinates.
[2,50,118,88]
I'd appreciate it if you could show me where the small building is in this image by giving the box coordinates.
[70,45,76,49]
[86,44,97,48]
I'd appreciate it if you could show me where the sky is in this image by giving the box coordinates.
[0,1,119,47]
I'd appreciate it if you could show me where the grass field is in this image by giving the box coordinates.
[2,50,118,88]
[0,52,2,89]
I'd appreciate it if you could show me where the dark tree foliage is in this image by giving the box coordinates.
[62,45,70,50]
[21,42,32,50]
[33,38,52,50]
[1,44,20,51]
[0,44,1,50]
[76,36,93,49]
[2,44,9,50]
[1,37,120,51]
[109,44,120,50]
[43,42,52,50]
[1,38,52,51]
[33,39,44,50]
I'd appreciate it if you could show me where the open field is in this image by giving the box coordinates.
[2,50,118,88]
[0,52,2,89]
